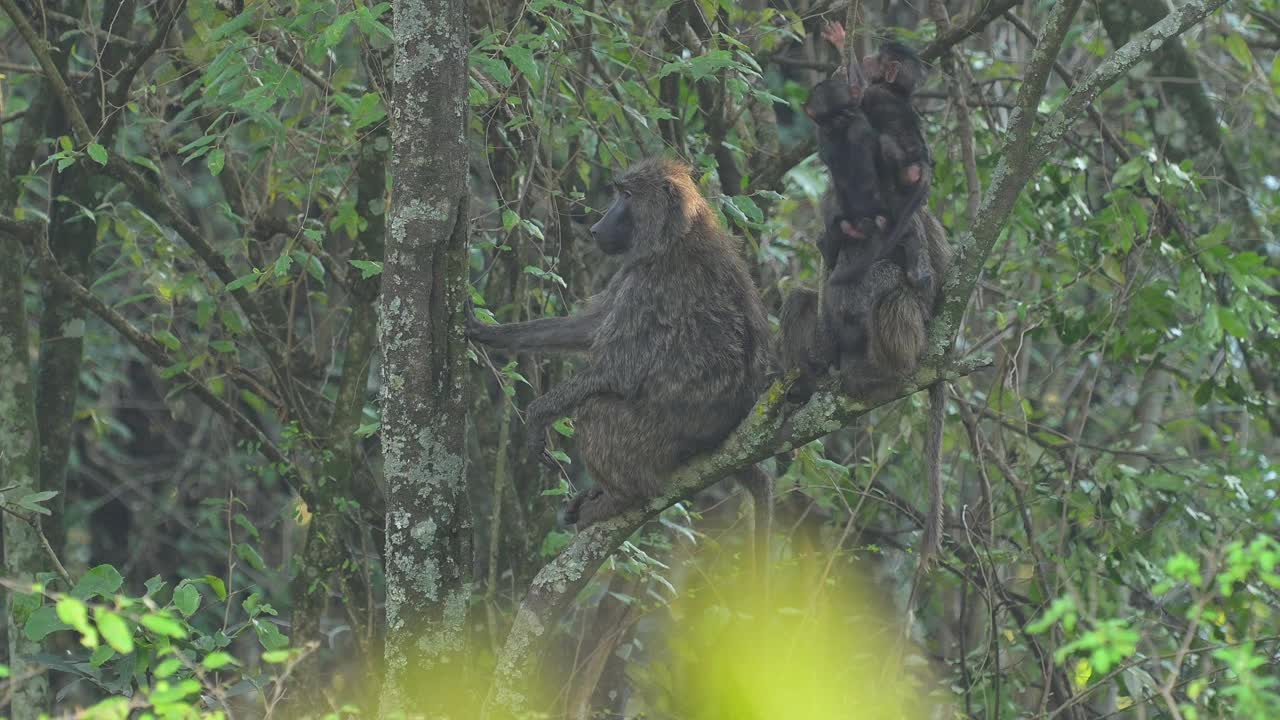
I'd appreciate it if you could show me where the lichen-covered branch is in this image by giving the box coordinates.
[483,356,988,714]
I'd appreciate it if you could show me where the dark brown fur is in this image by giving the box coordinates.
[861,42,935,296]
[781,208,950,398]
[468,158,772,535]
[778,207,952,572]
[805,65,889,246]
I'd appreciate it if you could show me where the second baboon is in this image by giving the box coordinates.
[779,202,953,571]
[468,158,772,544]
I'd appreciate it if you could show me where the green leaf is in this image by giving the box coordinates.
[502,45,537,82]
[207,149,226,176]
[1223,33,1253,71]
[274,253,294,278]
[95,610,135,654]
[1111,157,1145,188]
[144,576,167,597]
[73,564,124,600]
[149,679,201,704]
[153,657,182,678]
[540,530,573,558]
[324,13,354,48]
[551,417,574,438]
[502,209,520,231]
[153,329,182,351]
[204,575,228,602]
[1217,307,1248,338]
[57,597,97,647]
[140,613,188,639]
[236,543,266,571]
[350,259,383,279]
[202,651,237,670]
[210,340,236,353]
[225,272,260,292]
[173,584,200,618]
[473,55,512,87]
[262,650,290,664]
[17,490,58,515]
[87,143,108,165]
[254,620,289,651]
[131,156,162,175]
[83,697,129,720]
[90,644,116,667]
[24,606,70,641]
[208,8,255,41]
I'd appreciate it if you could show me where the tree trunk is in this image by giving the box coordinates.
[36,165,96,558]
[379,0,473,714]
[1,229,50,720]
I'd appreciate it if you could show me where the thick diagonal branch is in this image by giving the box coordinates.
[483,356,987,714]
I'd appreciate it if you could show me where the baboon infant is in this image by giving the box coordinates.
[468,158,771,527]
[804,65,889,251]
[860,42,935,296]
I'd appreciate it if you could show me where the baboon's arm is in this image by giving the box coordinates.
[526,369,622,427]
[468,305,602,355]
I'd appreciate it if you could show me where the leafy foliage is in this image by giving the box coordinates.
[0,0,1276,718]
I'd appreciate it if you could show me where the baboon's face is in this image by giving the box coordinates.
[590,188,636,256]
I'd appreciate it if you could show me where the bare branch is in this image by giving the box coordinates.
[919,0,1023,63]
[1006,0,1084,154]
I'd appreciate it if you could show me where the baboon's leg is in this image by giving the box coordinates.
[778,287,831,401]
[838,260,928,401]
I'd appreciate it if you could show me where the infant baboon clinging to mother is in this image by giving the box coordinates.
[468,158,771,528]
[781,30,954,569]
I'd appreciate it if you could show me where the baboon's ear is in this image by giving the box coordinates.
[663,176,678,198]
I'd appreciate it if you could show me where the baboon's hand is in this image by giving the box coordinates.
[907,264,934,298]
[562,487,603,526]
[524,397,559,468]
[463,300,487,339]
[821,21,846,50]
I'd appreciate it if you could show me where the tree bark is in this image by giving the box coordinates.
[1,216,50,720]
[379,0,473,714]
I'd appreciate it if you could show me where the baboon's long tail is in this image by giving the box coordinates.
[737,466,773,596]
[919,381,946,570]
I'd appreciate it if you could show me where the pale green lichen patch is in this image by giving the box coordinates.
[393,1,459,79]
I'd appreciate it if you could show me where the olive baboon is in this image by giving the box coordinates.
[467,158,772,538]
[780,31,954,567]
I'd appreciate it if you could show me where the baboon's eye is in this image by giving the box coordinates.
[622,189,633,199]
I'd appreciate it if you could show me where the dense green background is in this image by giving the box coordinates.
[1,0,1277,718]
